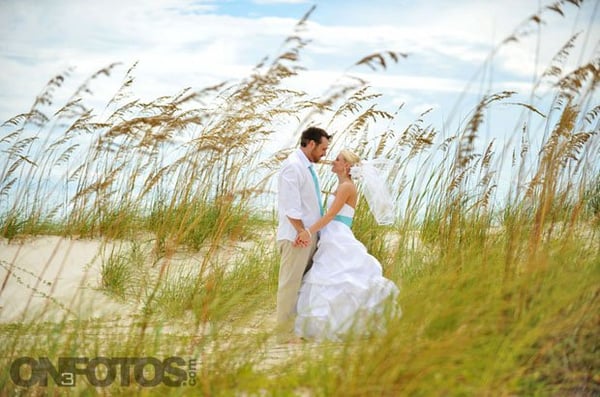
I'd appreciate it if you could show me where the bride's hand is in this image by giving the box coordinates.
[294,229,311,247]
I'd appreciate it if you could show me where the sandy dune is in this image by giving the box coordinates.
[0,236,133,323]
[0,235,279,332]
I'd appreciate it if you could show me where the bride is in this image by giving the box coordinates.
[294,149,400,341]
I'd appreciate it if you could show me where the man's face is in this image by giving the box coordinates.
[310,137,329,163]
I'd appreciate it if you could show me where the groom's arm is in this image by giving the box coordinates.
[278,166,303,219]
[279,165,310,247]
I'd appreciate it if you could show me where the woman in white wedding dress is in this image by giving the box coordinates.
[294,150,400,341]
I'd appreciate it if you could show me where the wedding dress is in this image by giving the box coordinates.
[295,198,400,341]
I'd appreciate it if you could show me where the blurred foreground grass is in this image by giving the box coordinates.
[0,218,597,396]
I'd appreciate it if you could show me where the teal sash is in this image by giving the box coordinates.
[334,215,353,227]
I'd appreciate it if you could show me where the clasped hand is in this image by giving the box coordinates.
[293,229,311,247]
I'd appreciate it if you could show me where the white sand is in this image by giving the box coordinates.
[0,236,133,323]
[0,234,279,330]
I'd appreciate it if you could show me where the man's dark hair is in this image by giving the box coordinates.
[300,127,332,147]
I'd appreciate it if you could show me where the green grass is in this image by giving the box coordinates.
[0,220,598,395]
[100,241,146,300]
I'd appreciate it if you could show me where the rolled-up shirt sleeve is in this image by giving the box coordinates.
[278,165,303,220]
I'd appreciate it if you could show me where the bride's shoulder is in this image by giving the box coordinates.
[337,180,357,196]
[336,181,357,208]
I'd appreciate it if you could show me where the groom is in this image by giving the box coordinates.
[276,126,331,343]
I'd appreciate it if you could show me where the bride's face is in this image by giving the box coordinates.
[332,154,348,175]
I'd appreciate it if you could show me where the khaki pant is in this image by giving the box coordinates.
[276,238,317,340]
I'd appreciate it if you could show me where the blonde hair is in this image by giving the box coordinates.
[340,149,361,167]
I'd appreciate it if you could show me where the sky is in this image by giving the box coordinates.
[0,0,597,125]
[0,0,598,213]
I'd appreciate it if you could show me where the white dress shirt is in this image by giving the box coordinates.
[277,148,322,242]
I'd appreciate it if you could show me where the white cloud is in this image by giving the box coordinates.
[304,0,597,83]
[0,1,301,119]
[0,0,596,125]
[411,103,439,116]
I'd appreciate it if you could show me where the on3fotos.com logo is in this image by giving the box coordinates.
[9,356,198,387]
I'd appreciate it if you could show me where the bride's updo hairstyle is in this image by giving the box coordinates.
[340,149,361,177]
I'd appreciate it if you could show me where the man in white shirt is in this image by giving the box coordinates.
[276,126,331,343]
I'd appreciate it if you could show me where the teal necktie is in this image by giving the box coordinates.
[309,164,324,216]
